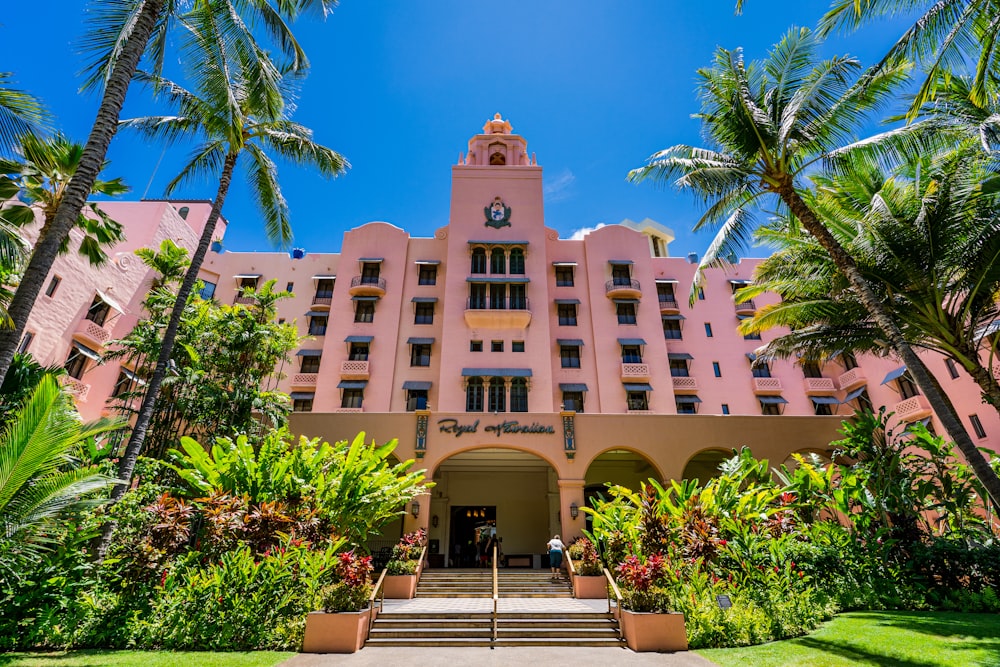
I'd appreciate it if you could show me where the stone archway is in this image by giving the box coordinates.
[581,448,661,534]
[681,448,732,483]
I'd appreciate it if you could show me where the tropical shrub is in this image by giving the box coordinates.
[319,550,373,613]
[568,537,602,575]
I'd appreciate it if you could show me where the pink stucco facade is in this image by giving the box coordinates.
[18,116,1000,560]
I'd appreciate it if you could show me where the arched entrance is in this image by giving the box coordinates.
[682,448,732,483]
[582,448,660,534]
[429,447,558,568]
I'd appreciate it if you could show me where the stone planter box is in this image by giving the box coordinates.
[620,610,687,652]
[383,573,417,599]
[301,608,371,653]
[573,574,607,599]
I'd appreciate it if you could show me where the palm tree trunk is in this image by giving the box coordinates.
[958,341,1000,411]
[775,177,1000,508]
[0,0,165,388]
[96,152,239,558]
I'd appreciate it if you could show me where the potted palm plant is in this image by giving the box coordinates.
[615,554,687,652]
[302,551,374,653]
[568,538,607,598]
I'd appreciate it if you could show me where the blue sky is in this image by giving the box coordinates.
[1,1,912,256]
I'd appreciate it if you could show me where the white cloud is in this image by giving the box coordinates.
[568,223,606,240]
[543,168,576,203]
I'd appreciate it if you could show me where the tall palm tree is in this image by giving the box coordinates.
[627,27,1000,506]
[818,0,1000,115]
[0,0,337,388]
[107,6,346,516]
[0,72,48,154]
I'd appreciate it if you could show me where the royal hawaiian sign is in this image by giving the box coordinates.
[437,418,555,438]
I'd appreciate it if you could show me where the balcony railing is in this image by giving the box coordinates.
[312,294,333,307]
[341,359,370,379]
[605,279,641,297]
[803,377,836,394]
[292,373,319,386]
[59,376,90,401]
[893,394,932,422]
[734,299,756,313]
[234,294,255,305]
[837,367,867,391]
[659,296,679,313]
[621,363,650,380]
[466,297,530,311]
[350,275,386,291]
[672,376,699,393]
[752,377,783,394]
[74,318,112,346]
[336,407,364,413]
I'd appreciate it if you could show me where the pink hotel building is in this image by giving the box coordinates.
[19,115,1000,562]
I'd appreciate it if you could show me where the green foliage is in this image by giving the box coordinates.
[384,559,418,575]
[567,537,602,576]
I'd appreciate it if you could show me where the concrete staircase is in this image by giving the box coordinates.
[416,568,573,598]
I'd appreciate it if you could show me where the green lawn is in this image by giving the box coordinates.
[0,651,294,667]
[698,611,1000,667]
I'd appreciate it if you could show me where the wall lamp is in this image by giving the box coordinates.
[411,501,420,518]
[570,502,579,519]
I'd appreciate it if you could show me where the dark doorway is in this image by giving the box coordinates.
[450,505,496,567]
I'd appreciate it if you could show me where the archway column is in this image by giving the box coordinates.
[404,489,432,537]
[557,478,586,541]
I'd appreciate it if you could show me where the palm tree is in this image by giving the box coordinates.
[0,72,48,153]
[0,375,120,554]
[107,6,346,515]
[0,0,337,387]
[627,27,1000,506]
[818,0,1000,115]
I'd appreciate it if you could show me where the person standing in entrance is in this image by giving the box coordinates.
[547,534,566,580]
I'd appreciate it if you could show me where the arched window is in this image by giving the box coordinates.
[510,378,528,412]
[466,377,484,412]
[178,206,190,220]
[487,377,506,413]
[509,248,525,274]
[490,247,506,274]
[471,247,487,274]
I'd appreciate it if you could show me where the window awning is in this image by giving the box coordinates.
[559,383,589,392]
[305,310,328,317]
[668,353,693,360]
[72,341,100,361]
[462,368,532,377]
[406,337,435,345]
[613,298,639,305]
[234,273,261,280]
[675,395,703,403]
[759,396,789,404]
[623,382,653,391]
[746,352,757,362]
[843,387,867,402]
[811,396,840,404]
[95,289,126,315]
[554,298,580,305]
[557,339,584,347]
[881,366,907,385]
[736,314,754,321]
[296,349,323,357]
[662,314,686,321]
[311,274,336,280]
[609,259,633,266]
[414,260,440,265]
[120,367,145,384]
[729,279,751,285]
[402,381,432,391]
[468,240,529,246]
[345,335,373,343]
[359,257,383,263]
[289,392,315,400]
[466,276,530,283]
[551,261,577,267]
[352,295,378,301]
[976,320,1000,339]
[618,338,647,346]
[655,279,679,284]
[337,380,368,389]
[411,296,438,303]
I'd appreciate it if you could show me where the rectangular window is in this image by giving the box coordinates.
[743,330,762,341]
[802,362,823,379]
[418,264,438,285]
[491,340,504,353]
[300,356,321,373]
[341,389,364,409]
[490,283,506,309]
[562,391,584,413]
[898,373,919,399]
[761,401,782,416]
[508,283,527,309]
[626,391,648,411]
[17,332,34,354]
[676,400,698,414]
[354,300,375,323]
[308,315,328,336]
[945,358,960,379]
[814,402,833,416]
[315,278,335,299]
[713,361,721,377]
[842,352,859,370]
[560,345,581,368]
[971,414,987,438]
[510,379,528,412]
[199,280,217,300]
[488,379,506,412]
[704,323,713,338]
[45,276,61,298]
[111,370,134,398]
[751,363,771,378]
[657,283,677,308]
[555,266,574,286]
[697,287,705,301]
[85,296,111,327]
[469,283,487,309]
[512,341,525,352]
[470,340,483,352]
[557,303,578,326]
[293,398,314,412]
[360,262,381,284]
[621,345,642,364]
[348,343,369,361]
[663,320,682,340]
[855,389,874,413]
[406,389,429,411]
[286,282,294,293]
[611,264,632,286]
[64,347,89,380]
[616,302,637,325]
[669,360,689,377]
[414,302,434,324]
[466,378,484,411]
[278,318,285,325]
[721,403,730,415]
[410,344,431,367]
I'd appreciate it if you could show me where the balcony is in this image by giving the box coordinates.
[734,299,756,315]
[311,294,333,309]
[659,296,680,314]
[234,294,255,305]
[626,407,651,414]
[621,363,650,381]
[803,377,837,395]
[59,376,90,402]
[752,377,783,394]
[336,407,364,413]
[672,376,699,393]
[73,318,112,348]
[291,373,319,387]
[340,359,370,380]
[893,394,933,422]
[464,298,532,329]
[605,279,642,300]
[838,367,867,391]
[349,275,386,297]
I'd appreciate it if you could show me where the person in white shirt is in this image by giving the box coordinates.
[546,534,566,580]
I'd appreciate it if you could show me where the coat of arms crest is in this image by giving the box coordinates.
[484,196,511,229]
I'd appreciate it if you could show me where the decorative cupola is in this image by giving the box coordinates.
[458,113,536,167]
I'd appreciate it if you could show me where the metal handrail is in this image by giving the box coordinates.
[565,549,576,580]
[602,567,626,646]
[367,568,388,638]
[491,544,499,649]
